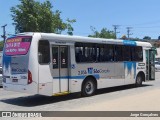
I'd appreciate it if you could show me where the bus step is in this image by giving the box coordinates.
[53,91,70,96]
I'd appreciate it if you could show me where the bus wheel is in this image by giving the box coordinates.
[135,74,143,87]
[81,78,96,97]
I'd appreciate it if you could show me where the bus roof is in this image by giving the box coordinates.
[16,32,152,47]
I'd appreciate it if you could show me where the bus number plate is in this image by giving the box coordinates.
[12,79,18,82]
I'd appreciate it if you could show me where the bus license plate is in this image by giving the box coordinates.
[12,79,18,82]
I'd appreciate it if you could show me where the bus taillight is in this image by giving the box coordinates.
[28,70,32,84]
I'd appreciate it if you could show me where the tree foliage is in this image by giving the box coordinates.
[0,41,3,51]
[121,35,127,40]
[88,27,116,39]
[143,36,151,40]
[11,0,76,35]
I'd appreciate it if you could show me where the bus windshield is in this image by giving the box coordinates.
[5,36,32,56]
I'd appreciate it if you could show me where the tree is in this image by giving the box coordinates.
[11,0,76,35]
[0,41,3,51]
[88,27,116,39]
[121,35,127,40]
[143,36,151,40]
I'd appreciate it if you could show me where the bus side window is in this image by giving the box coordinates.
[38,40,50,64]
[106,44,114,62]
[123,46,131,61]
[75,42,96,63]
[135,46,143,61]
[75,43,84,63]
[97,44,104,62]
[131,46,135,61]
[131,46,143,61]
[114,45,123,61]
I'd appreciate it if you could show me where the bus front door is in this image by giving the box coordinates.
[52,46,69,94]
[146,49,155,80]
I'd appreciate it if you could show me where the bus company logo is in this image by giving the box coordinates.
[93,69,110,74]
[88,68,110,74]
[71,64,75,69]
[88,68,93,74]
[12,68,27,73]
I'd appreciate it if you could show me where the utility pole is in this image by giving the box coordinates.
[113,25,120,39]
[126,27,133,39]
[1,24,7,41]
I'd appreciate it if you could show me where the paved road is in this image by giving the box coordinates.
[0,72,160,119]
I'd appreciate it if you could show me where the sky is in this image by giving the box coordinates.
[1,0,160,39]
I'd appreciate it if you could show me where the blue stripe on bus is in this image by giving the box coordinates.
[124,62,136,79]
[123,40,136,46]
[53,74,100,80]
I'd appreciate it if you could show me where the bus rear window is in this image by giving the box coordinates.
[5,36,32,56]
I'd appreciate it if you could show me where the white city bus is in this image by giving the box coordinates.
[2,33,155,96]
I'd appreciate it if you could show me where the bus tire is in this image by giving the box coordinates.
[135,74,143,87]
[81,78,96,97]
